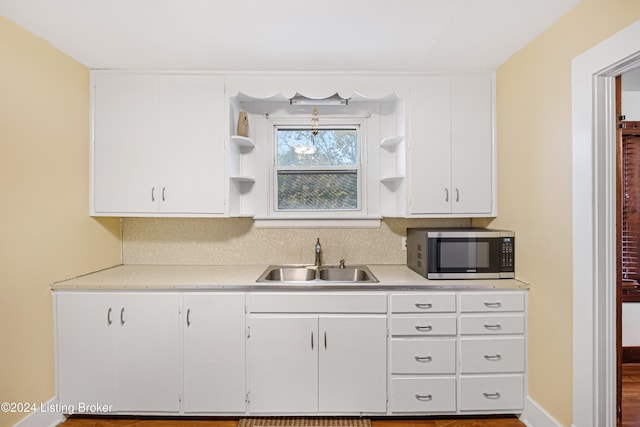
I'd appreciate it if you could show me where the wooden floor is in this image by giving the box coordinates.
[623,363,640,426]
[58,417,526,427]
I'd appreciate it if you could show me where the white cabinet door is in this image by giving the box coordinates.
[56,292,118,410]
[117,293,180,412]
[248,316,318,413]
[318,316,387,413]
[451,74,493,214]
[157,75,226,215]
[92,72,226,216]
[409,76,451,214]
[93,73,159,214]
[183,293,246,413]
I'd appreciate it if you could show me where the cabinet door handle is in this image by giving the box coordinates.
[415,303,433,310]
[484,354,502,361]
[311,331,314,350]
[415,394,433,401]
[162,187,166,202]
[414,355,432,363]
[483,392,501,399]
[186,308,191,327]
[107,307,112,325]
[444,188,449,202]
[120,307,125,325]
[151,187,155,202]
[415,325,433,332]
[455,188,460,202]
[484,301,502,308]
[324,331,327,349]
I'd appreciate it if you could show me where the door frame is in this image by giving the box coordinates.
[572,19,640,427]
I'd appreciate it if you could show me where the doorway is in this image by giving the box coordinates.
[572,19,640,427]
[618,67,640,426]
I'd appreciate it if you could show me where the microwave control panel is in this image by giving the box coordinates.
[501,237,515,271]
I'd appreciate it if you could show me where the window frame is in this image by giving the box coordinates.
[268,116,368,219]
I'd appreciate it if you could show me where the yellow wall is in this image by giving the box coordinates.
[482,1,640,425]
[0,18,121,427]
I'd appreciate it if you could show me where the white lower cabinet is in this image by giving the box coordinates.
[389,292,458,414]
[458,292,527,413]
[56,292,181,413]
[182,293,246,413]
[247,293,388,414]
[55,288,526,417]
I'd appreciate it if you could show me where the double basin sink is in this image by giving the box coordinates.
[257,265,378,284]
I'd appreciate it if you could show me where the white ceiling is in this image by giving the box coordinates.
[0,0,579,71]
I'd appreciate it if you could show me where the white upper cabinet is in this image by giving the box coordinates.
[407,73,495,217]
[90,72,495,219]
[92,72,226,216]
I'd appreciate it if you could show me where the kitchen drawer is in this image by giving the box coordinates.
[391,316,457,336]
[460,292,525,313]
[459,375,524,411]
[391,377,456,413]
[460,337,525,373]
[460,314,525,335]
[391,293,456,313]
[249,293,387,313]
[391,338,456,374]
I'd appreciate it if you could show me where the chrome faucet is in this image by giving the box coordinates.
[314,238,322,267]
[339,259,346,269]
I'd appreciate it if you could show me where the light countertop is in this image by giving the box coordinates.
[51,264,529,291]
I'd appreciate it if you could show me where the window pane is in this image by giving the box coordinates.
[277,171,358,210]
[277,129,357,167]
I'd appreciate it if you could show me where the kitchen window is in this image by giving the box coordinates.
[272,119,364,215]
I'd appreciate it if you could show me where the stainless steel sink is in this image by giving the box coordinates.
[317,266,377,283]
[260,266,316,282]
[256,265,378,284]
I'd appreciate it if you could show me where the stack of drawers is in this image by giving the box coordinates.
[389,291,526,414]
[390,293,458,413]
[458,292,526,412]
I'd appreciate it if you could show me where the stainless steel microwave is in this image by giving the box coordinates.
[407,228,515,279]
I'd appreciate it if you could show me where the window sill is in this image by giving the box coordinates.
[253,217,381,229]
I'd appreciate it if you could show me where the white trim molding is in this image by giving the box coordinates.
[571,19,640,427]
[521,396,563,427]
[11,396,66,427]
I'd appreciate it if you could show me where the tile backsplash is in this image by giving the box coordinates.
[122,217,471,265]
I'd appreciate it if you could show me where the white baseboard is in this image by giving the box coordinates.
[12,396,66,427]
[520,396,563,427]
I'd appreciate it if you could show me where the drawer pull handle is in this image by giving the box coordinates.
[484,302,502,308]
[415,394,433,401]
[107,307,112,325]
[187,308,191,327]
[415,355,433,363]
[484,354,502,361]
[483,392,501,399]
[415,303,433,309]
[415,325,433,332]
[484,323,502,330]
[120,307,125,325]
